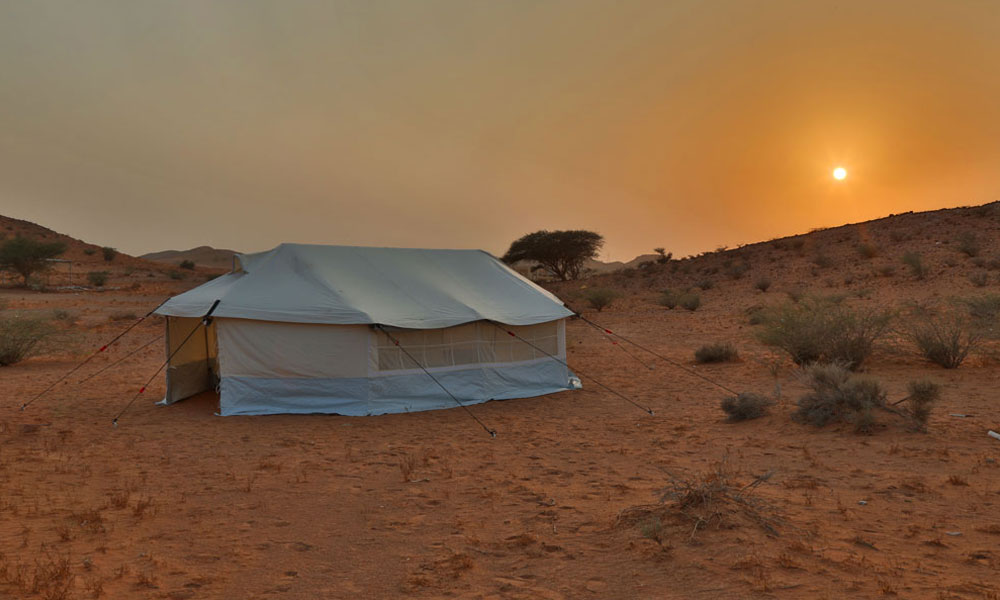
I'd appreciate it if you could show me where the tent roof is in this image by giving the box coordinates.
[155,243,573,329]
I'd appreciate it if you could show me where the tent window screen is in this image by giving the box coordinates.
[376,321,558,371]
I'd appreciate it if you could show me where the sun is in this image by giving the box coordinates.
[833,167,847,180]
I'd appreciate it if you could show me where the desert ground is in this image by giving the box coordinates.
[2,205,1000,599]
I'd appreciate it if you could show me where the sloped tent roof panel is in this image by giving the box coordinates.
[155,244,573,329]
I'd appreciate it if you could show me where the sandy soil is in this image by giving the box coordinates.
[1,206,1000,599]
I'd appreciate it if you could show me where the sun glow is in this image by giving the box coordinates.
[833,167,847,180]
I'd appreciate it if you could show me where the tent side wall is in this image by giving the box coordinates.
[163,316,218,404]
[214,318,572,416]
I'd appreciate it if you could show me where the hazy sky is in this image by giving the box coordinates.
[2,1,999,261]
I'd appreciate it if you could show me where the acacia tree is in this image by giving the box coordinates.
[501,230,604,281]
[0,237,68,287]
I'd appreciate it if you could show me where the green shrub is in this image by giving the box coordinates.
[179,259,196,270]
[754,277,772,292]
[658,289,679,309]
[755,298,891,369]
[101,246,117,262]
[679,293,701,311]
[906,308,981,368]
[583,288,618,312]
[694,342,738,363]
[0,236,68,286]
[793,363,886,433]
[902,252,927,279]
[87,271,109,287]
[721,393,772,422]
[857,243,879,259]
[957,232,980,257]
[0,315,54,366]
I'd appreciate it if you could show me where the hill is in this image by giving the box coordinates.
[141,246,239,270]
[0,214,219,289]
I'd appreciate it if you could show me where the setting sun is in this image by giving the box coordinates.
[833,167,848,180]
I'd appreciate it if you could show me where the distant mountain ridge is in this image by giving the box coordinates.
[141,246,239,270]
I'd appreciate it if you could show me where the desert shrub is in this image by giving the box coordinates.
[726,262,749,280]
[583,288,618,312]
[794,363,886,433]
[988,257,1000,271]
[0,236,68,286]
[658,289,679,309]
[906,307,981,368]
[745,305,766,325]
[695,342,738,363]
[0,314,54,366]
[906,379,940,430]
[857,243,879,259]
[755,298,891,369]
[812,254,834,269]
[87,271,109,287]
[754,277,771,292]
[51,309,74,322]
[83,248,96,256]
[721,393,772,422]
[110,311,138,321]
[679,293,701,311]
[972,257,987,269]
[957,232,981,257]
[785,288,806,303]
[962,294,1000,323]
[696,279,714,290]
[653,248,672,264]
[877,264,896,277]
[902,252,927,279]
[969,272,989,287]
[168,270,184,280]
[101,246,117,262]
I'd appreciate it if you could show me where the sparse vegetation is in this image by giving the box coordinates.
[755,298,892,369]
[726,262,749,280]
[653,247,672,264]
[694,342,738,363]
[696,279,714,290]
[905,379,940,430]
[658,289,679,309]
[857,243,879,259]
[179,259,196,270]
[83,248,96,256]
[87,271,109,287]
[583,288,618,312]
[720,393,772,421]
[794,363,886,433]
[905,306,982,368]
[754,277,771,292]
[969,272,989,287]
[679,293,701,311]
[0,314,54,366]
[877,264,896,277]
[812,254,833,269]
[168,270,184,280]
[0,236,68,287]
[902,252,927,279]
[101,246,117,262]
[957,231,980,257]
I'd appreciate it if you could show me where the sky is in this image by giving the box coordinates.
[1,1,999,262]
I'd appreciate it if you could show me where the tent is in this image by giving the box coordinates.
[154,243,578,416]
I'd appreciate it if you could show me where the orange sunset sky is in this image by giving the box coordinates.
[1,1,999,261]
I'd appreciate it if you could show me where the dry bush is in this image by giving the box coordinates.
[696,279,714,290]
[399,453,417,482]
[969,272,989,287]
[902,252,927,279]
[755,298,891,370]
[721,393,773,422]
[694,342,738,363]
[87,271,109,287]
[583,288,618,312]
[794,363,886,433]
[905,306,982,368]
[905,379,940,431]
[857,243,879,259]
[658,289,679,309]
[679,293,701,311]
[617,455,781,540]
[0,315,55,366]
[754,277,772,292]
[957,231,981,257]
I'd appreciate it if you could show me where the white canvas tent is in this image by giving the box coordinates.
[154,243,578,416]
